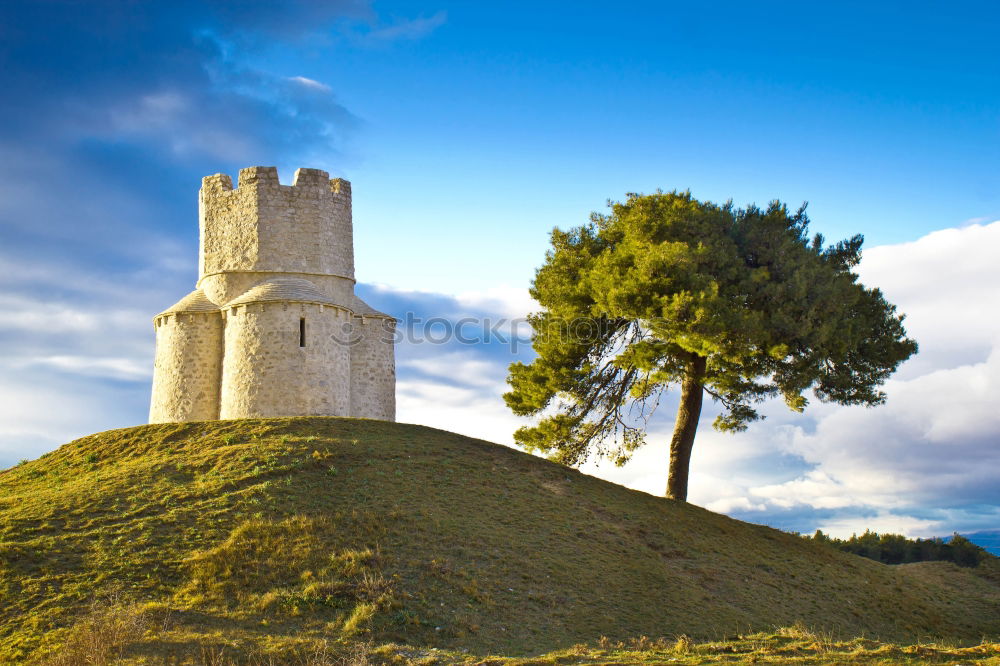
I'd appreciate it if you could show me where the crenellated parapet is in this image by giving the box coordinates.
[197,166,355,289]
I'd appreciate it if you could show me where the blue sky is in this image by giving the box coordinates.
[1,1,999,547]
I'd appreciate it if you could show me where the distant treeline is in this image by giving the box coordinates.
[809,529,990,567]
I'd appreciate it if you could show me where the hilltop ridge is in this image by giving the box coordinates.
[1,418,998,662]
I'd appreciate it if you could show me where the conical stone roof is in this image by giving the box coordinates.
[225,278,341,308]
[157,289,220,316]
[352,295,394,320]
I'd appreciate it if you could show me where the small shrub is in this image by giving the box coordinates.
[776,621,816,640]
[356,570,392,601]
[330,548,379,577]
[36,594,156,665]
[342,602,377,636]
[628,635,651,650]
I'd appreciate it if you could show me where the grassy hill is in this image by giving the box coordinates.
[1,418,998,663]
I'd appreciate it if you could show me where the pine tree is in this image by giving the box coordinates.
[506,191,917,500]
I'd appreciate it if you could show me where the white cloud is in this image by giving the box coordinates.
[401,353,506,390]
[751,469,857,510]
[816,512,941,540]
[396,376,522,447]
[454,285,537,321]
[110,91,190,132]
[691,221,1000,536]
[0,292,154,336]
[856,221,1000,376]
[288,76,332,92]
[705,494,769,514]
[580,439,673,497]
[776,347,1000,506]
[0,253,162,467]
[0,296,104,332]
[363,12,447,42]
[0,372,146,467]
[13,355,151,381]
[0,432,63,467]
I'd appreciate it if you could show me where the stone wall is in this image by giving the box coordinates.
[149,311,223,423]
[349,317,397,420]
[219,302,351,419]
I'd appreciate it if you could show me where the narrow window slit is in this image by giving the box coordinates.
[299,317,306,347]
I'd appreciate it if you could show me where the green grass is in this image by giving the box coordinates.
[1,417,999,664]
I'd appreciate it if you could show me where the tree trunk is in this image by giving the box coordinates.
[666,355,706,501]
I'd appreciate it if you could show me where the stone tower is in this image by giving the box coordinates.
[149,166,396,423]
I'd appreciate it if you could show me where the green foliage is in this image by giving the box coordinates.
[811,529,992,567]
[506,191,917,482]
